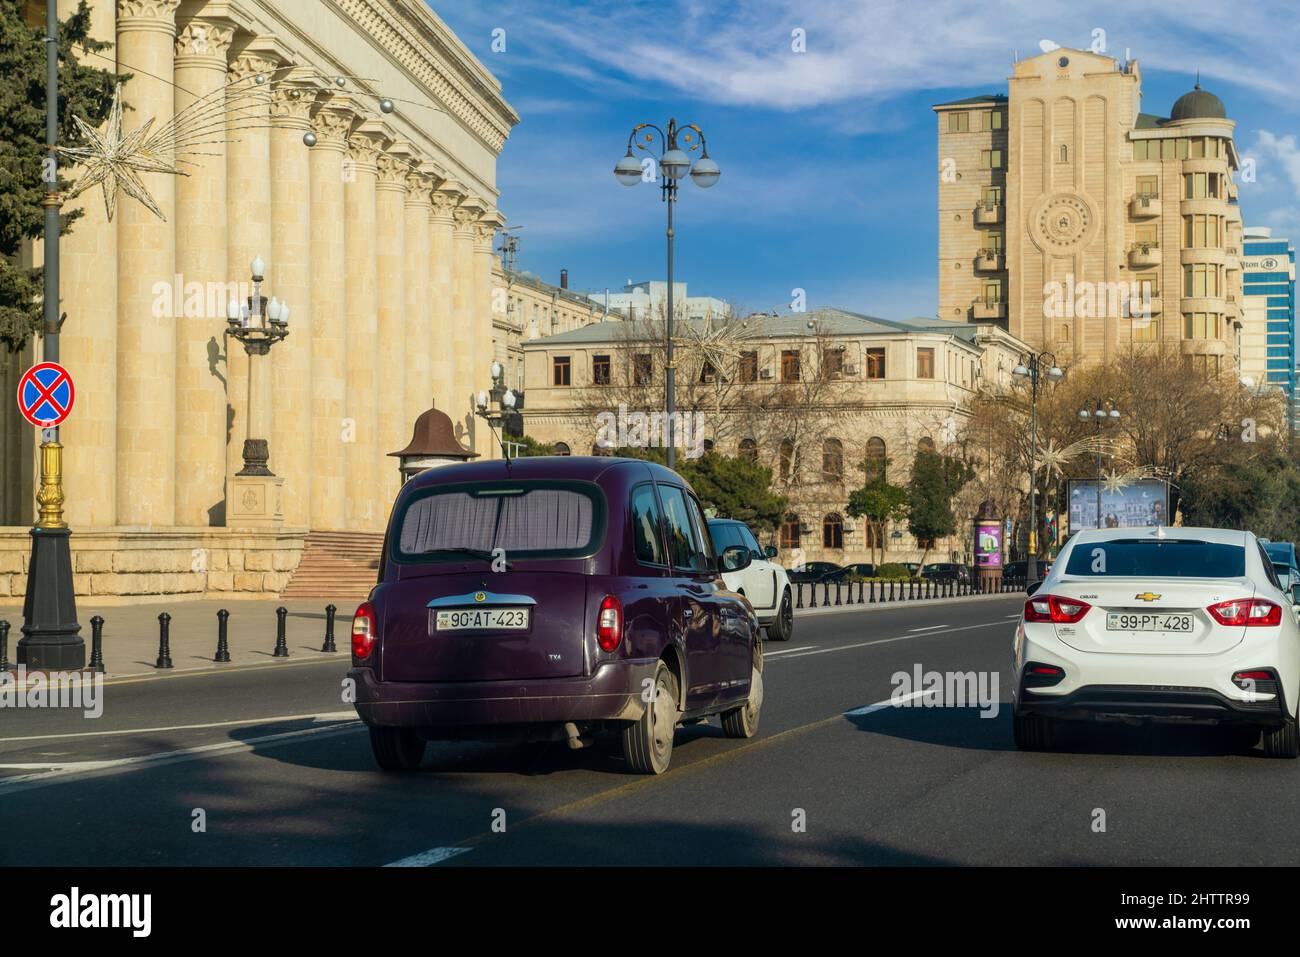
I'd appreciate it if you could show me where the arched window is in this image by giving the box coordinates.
[739,437,758,462]
[865,437,886,481]
[702,439,715,455]
[553,441,570,456]
[864,524,880,550]
[822,513,844,550]
[779,439,798,483]
[779,514,801,550]
[822,438,844,482]
[918,436,936,455]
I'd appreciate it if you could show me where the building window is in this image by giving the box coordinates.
[1183,264,1219,298]
[1184,214,1221,249]
[1135,223,1158,248]
[699,360,717,384]
[981,233,1004,254]
[917,436,936,455]
[781,350,801,383]
[1183,312,1221,339]
[981,185,1003,206]
[553,441,571,456]
[779,514,801,551]
[1057,144,1069,163]
[1185,172,1219,199]
[917,348,935,379]
[947,112,969,133]
[738,350,758,383]
[1185,354,1222,376]
[702,439,715,455]
[1060,323,1071,342]
[1133,318,1159,342]
[866,347,886,379]
[633,353,652,386]
[552,355,571,386]
[986,110,1004,131]
[822,513,844,550]
[980,149,1004,169]
[1135,175,1159,198]
[779,439,798,483]
[592,354,611,385]
[865,437,886,481]
[822,438,844,482]
[739,437,757,462]
[822,348,844,380]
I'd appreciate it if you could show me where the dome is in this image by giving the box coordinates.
[1170,84,1226,121]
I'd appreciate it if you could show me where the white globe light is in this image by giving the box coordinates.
[476,390,488,409]
[614,152,642,187]
[280,302,290,324]
[503,390,516,409]
[267,296,282,321]
[250,255,265,279]
[690,155,720,188]
[660,148,690,180]
[490,360,503,379]
[226,298,240,321]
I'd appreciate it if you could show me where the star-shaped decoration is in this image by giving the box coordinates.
[59,83,185,222]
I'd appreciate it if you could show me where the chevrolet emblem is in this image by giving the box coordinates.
[1135,592,1161,602]
[474,592,486,602]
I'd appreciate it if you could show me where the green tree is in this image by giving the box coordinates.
[845,468,908,567]
[1180,450,1300,542]
[906,449,973,571]
[510,434,565,457]
[1,1,118,350]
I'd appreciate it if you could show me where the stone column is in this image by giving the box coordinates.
[56,0,117,528]
[268,79,316,527]
[473,208,505,457]
[224,48,278,500]
[402,165,434,432]
[451,194,485,450]
[173,15,234,527]
[306,98,354,531]
[375,146,410,503]
[428,180,463,424]
[115,0,179,526]
[343,126,386,529]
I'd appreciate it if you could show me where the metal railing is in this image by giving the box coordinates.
[791,575,1028,609]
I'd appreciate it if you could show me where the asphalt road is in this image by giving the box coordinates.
[3,594,1298,867]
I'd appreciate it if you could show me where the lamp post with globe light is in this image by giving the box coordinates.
[614,119,719,470]
[225,255,290,477]
[475,361,522,458]
[1012,352,1064,581]
[1079,401,1121,528]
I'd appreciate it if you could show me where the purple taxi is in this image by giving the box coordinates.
[349,455,764,775]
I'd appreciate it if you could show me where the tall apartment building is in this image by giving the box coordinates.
[935,48,1243,369]
[1240,227,1298,428]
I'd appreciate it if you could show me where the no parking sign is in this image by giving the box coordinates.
[17,361,75,428]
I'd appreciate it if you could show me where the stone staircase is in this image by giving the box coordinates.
[280,531,385,601]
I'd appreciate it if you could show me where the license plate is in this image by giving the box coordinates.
[1106,612,1194,633]
[433,607,531,632]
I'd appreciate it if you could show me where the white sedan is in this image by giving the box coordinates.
[1012,526,1300,757]
[708,518,794,641]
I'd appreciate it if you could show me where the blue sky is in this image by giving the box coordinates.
[434,0,1300,320]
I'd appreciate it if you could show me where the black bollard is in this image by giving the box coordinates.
[795,582,804,609]
[214,609,231,663]
[834,582,842,606]
[322,603,338,652]
[0,619,10,672]
[273,606,290,657]
[868,580,876,603]
[808,581,818,608]
[857,580,864,604]
[89,615,105,673]
[822,581,830,607]
[888,580,896,602]
[156,612,174,669]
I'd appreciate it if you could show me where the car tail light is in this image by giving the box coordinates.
[1232,669,1280,698]
[1207,598,1282,627]
[1023,594,1092,623]
[1023,662,1066,689]
[596,594,622,652]
[352,601,376,659]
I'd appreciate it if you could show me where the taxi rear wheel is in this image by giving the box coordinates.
[622,662,679,775]
[369,726,427,771]
[722,663,763,738]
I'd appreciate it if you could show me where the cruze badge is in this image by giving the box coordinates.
[474,592,486,602]
[1135,592,1161,602]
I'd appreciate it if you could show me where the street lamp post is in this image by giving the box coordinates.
[614,118,720,470]
[1012,352,1063,581]
[1078,400,1121,529]
[475,361,521,458]
[225,256,289,476]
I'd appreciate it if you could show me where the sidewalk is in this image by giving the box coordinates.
[0,597,351,681]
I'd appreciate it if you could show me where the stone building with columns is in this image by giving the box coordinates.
[0,0,517,601]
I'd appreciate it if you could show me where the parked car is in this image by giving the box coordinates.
[921,562,973,585]
[787,560,843,584]
[1012,526,1300,757]
[350,456,765,776]
[1004,559,1052,581]
[1263,541,1300,581]
[707,519,794,642]
[821,562,876,583]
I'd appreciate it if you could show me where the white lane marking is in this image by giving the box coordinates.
[0,722,364,795]
[843,689,935,716]
[384,847,473,867]
[768,619,1009,661]
[762,645,817,656]
[908,625,945,632]
[0,710,359,744]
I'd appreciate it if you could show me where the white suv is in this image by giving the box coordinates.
[708,518,794,641]
[1012,526,1300,756]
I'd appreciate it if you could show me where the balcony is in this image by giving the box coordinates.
[1129,194,1161,218]
[973,249,1004,271]
[973,201,1003,226]
[1128,243,1161,269]
[971,297,1007,320]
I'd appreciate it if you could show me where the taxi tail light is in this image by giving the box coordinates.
[596,594,623,652]
[1023,594,1092,623]
[352,601,376,659]
[1207,598,1281,627]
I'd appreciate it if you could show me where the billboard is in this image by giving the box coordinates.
[1067,478,1169,532]
[975,520,1002,568]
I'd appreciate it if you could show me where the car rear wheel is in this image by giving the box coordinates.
[369,726,426,771]
[766,588,793,642]
[1262,713,1300,759]
[1012,712,1058,751]
[622,661,679,775]
[722,663,764,739]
